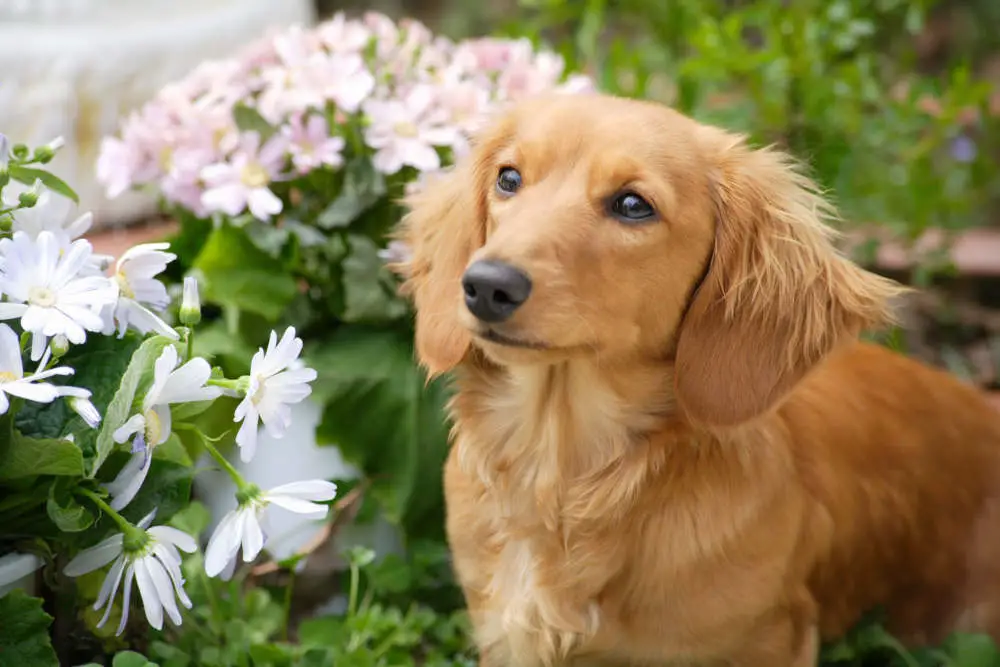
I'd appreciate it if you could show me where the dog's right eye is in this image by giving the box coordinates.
[496,167,522,195]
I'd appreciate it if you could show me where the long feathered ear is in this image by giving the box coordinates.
[674,131,907,427]
[392,155,490,377]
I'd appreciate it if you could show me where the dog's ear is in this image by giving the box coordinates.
[674,131,906,426]
[392,154,492,377]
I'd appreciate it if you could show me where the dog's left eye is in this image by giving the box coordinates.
[610,192,656,222]
[496,167,522,195]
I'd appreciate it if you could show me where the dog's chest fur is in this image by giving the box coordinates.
[449,360,670,667]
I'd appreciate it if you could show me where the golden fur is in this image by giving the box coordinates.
[394,93,1000,667]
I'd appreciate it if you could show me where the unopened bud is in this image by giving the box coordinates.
[17,179,43,208]
[50,334,70,358]
[0,214,12,232]
[179,276,202,325]
[11,144,29,161]
[33,136,65,164]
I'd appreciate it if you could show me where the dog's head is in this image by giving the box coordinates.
[396,93,903,426]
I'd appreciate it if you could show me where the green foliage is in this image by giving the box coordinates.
[0,590,59,667]
[507,0,1000,251]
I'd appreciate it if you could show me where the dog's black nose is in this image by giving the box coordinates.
[462,260,532,323]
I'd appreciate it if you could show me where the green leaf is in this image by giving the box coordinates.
[168,500,211,537]
[232,103,277,143]
[941,632,1000,667]
[341,235,409,324]
[91,336,177,475]
[0,431,84,480]
[192,223,298,320]
[7,164,79,203]
[15,332,143,447]
[317,158,386,229]
[0,590,58,667]
[307,327,451,535]
[112,651,159,667]
[46,477,94,532]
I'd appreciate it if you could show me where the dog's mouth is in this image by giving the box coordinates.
[475,328,549,350]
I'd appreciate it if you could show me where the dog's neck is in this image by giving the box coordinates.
[449,354,678,531]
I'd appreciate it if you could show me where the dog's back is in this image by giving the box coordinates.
[782,341,1000,644]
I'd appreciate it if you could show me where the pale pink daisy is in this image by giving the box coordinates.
[363,85,460,174]
[200,133,288,221]
[283,114,345,173]
[316,12,371,54]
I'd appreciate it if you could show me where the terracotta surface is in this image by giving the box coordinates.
[87,219,178,259]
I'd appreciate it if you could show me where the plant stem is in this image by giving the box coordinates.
[185,326,194,362]
[199,434,252,492]
[77,488,134,534]
[348,561,360,619]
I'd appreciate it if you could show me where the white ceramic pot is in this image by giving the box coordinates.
[192,397,404,568]
[0,0,315,229]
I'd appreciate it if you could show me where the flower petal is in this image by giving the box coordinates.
[134,558,164,630]
[64,533,124,577]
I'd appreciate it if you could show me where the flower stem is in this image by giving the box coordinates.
[199,435,253,493]
[184,326,194,363]
[77,488,136,535]
[347,560,360,619]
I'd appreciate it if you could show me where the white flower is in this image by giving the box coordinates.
[104,242,179,340]
[0,133,9,166]
[105,345,222,510]
[0,552,44,598]
[233,327,317,463]
[204,480,337,578]
[63,510,197,635]
[0,323,75,415]
[0,232,119,361]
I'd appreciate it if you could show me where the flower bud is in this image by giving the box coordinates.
[17,179,43,208]
[50,334,70,358]
[179,276,202,326]
[11,144,29,161]
[0,133,9,164]
[0,214,11,232]
[33,136,65,164]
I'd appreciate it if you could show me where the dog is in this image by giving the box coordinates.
[394,92,1000,667]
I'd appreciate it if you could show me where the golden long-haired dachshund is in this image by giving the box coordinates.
[394,92,1000,667]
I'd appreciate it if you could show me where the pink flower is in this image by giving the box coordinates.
[96,137,140,198]
[283,114,345,173]
[363,85,459,174]
[318,53,376,114]
[316,12,371,54]
[200,133,287,221]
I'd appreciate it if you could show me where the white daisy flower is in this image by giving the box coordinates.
[105,345,222,511]
[0,323,76,415]
[204,479,337,579]
[0,231,119,361]
[103,243,179,340]
[1,183,111,276]
[233,327,317,463]
[63,510,197,635]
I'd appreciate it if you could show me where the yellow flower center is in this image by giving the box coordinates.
[28,286,57,308]
[158,146,173,172]
[393,121,419,138]
[240,162,270,188]
[144,409,163,447]
[0,371,17,383]
[115,272,135,299]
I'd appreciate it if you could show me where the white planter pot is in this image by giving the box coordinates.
[0,0,315,229]
[192,397,404,568]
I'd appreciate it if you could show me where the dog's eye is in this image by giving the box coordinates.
[496,167,522,195]
[610,192,655,222]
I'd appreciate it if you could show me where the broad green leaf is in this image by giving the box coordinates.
[112,651,159,667]
[46,478,94,532]
[307,326,451,534]
[0,591,58,667]
[0,431,83,480]
[232,103,277,143]
[168,500,211,537]
[7,164,79,202]
[341,235,409,324]
[15,332,142,447]
[91,336,177,476]
[317,157,386,229]
[192,223,298,321]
